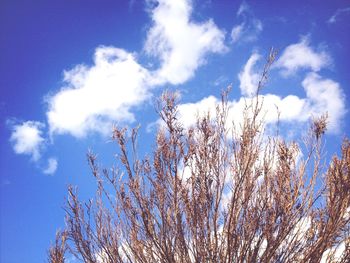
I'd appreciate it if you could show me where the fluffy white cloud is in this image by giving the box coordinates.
[275,37,331,76]
[145,0,227,85]
[174,94,303,136]
[237,54,306,123]
[238,52,261,96]
[43,158,58,175]
[10,121,45,161]
[46,0,227,138]
[302,72,346,133]
[10,121,59,174]
[176,54,345,134]
[231,2,262,43]
[47,46,151,137]
[164,94,299,134]
[264,94,306,123]
[236,52,345,133]
[177,95,219,129]
[227,95,305,129]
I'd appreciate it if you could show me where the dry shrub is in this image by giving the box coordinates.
[48,52,350,263]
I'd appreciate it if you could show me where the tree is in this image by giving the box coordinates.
[48,53,350,263]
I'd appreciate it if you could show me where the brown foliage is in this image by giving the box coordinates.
[48,53,350,263]
[48,230,67,263]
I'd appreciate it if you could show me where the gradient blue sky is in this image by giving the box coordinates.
[1,0,349,262]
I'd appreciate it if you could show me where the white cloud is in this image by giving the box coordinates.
[231,24,244,43]
[238,54,344,133]
[8,0,231,176]
[302,72,346,133]
[264,94,306,122]
[10,121,45,161]
[177,95,219,129]
[176,58,345,134]
[10,121,60,174]
[237,53,308,124]
[145,0,227,85]
[321,242,346,262]
[275,37,331,76]
[225,95,306,130]
[212,75,228,87]
[43,158,58,175]
[237,1,249,16]
[170,48,345,135]
[327,7,350,24]
[46,0,227,138]
[238,52,261,96]
[231,2,262,43]
[10,0,347,179]
[47,46,151,137]
[173,94,302,137]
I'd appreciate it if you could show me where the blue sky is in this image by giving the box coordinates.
[1,0,349,262]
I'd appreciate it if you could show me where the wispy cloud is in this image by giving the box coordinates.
[10,121,45,161]
[237,1,249,16]
[1,179,11,187]
[231,1,263,43]
[212,75,229,87]
[42,158,58,175]
[274,37,331,76]
[238,52,261,96]
[327,7,350,24]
